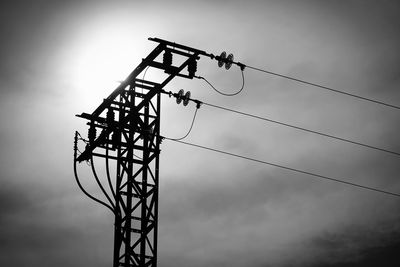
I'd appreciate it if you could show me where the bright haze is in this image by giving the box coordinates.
[1,1,400,266]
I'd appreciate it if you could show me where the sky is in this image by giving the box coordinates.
[1,0,400,266]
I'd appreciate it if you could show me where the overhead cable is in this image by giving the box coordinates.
[73,132,115,214]
[164,138,400,198]
[164,106,200,141]
[90,156,117,211]
[245,65,400,110]
[198,69,245,96]
[203,102,400,158]
[151,37,400,110]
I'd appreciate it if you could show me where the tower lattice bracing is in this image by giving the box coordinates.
[74,38,209,267]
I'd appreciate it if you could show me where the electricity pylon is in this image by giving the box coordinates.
[73,37,241,267]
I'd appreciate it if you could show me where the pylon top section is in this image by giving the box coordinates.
[76,38,205,162]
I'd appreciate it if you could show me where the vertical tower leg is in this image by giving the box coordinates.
[111,86,160,267]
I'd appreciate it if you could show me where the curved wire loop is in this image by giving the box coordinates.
[90,155,117,211]
[168,106,199,141]
[199,68,245,96]
[140,66,150,94]
[73,132,115,214]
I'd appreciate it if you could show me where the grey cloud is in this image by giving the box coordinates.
[2,0,400,266]
[306,222,400,266]
[0,179,113,267]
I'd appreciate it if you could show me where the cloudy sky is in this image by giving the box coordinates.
[1,0,400,266]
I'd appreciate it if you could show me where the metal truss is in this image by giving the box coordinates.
[73,38,210,267]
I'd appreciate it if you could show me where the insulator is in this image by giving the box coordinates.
[73,132,78,156]
[225,53,234,70]
[218,51,226,68]
[74,132,78,146]
[176,89,184,104]
[183,91,191,106]
[88,125,96,142]
[106,108,115,123]
[163,50,173,67]
[188,58,197,78]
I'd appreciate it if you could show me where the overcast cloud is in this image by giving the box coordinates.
[1,1,400,266]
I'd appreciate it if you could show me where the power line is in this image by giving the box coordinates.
[202,102,400,158]
[198,69,245,96]
[164,106,199,141]
[164,138,400,198]
[245,65,400,111]
[73,132,115,214]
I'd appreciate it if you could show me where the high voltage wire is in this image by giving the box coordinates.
[164,138,400,198]
[198,69,245,96]
[202,102,400,158]
[163,91,400,157]
[166,107,199,141]
[245,65,400,110]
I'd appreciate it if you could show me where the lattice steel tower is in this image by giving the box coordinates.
[73,38,241,267]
